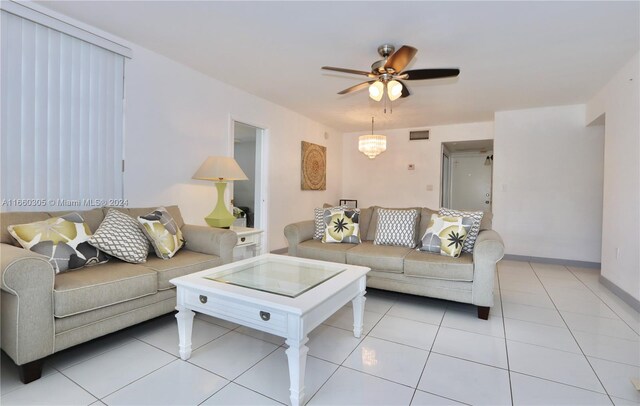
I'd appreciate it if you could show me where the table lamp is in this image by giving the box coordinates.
[192,156,248,228]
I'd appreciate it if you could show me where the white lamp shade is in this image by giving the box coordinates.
[368,81,384,101]
[387,80,403,101]
[358,134,387,159]
[192,156,248,181]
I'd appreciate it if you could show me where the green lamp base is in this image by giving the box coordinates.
[204,182,236,228]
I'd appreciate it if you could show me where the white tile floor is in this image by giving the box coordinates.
[1,260,639,405]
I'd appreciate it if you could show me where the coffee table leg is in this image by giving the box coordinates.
[285,337,309,406]
[352,292,366,338]
[175,307,195,360]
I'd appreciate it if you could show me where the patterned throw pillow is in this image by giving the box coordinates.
[419,213,472,258]
[314,205,343,240]
[374,208,419,248]
[138,207,185,259]
[438,208,484,253]
[322,208,361,244]
[7,213,109,274]
[88,209,149,263]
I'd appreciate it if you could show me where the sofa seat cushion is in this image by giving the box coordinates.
[297,240,357,263]
[404,251,474,281]
[142,249,222,290]
[54,262,158,317]
[346,242,412,273]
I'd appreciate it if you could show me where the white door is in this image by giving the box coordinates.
[450,154,492,211]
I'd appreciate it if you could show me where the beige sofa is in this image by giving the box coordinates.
[0,206,237,384]
[285,206,504,320]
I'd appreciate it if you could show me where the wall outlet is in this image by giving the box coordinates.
[408,164,415,170]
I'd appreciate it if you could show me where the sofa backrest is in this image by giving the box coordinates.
[0,205,184,246]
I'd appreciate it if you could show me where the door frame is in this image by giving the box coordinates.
[440,144,451,208]
[229,115,269,253]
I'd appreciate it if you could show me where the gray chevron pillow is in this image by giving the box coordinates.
[374,208,419,248]
[88,209,149,263]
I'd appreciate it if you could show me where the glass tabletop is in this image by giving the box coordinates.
[205,257,346,298]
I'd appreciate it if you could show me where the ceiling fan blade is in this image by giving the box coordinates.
[338,81,375,95]
[402,68,460,80]
[384,45,417,73]
[397,80,410,98]
[322,66,376,78]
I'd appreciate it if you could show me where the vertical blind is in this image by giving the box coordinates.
[1,10,125,210]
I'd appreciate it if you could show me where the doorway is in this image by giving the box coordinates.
[441,140,493,211]
[232,121,265,230]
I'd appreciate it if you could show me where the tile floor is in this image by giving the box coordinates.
[1,260,639,405]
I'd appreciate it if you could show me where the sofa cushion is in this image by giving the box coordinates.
[297,239,356,263]
[105,205,185,229]
[357,207,375,241]
[404,250,474,281]
[54,261,158,317]
[142,249,222,290]
[418,213,472,258]
[418,207,438,240]
[346,241,412,273]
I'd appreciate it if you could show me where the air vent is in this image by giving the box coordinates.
[409,130,430,140]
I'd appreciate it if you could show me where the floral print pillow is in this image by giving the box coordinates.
[418,213,472,258]
[322,208,361,244]
[138,207,185,259]
[7,212,109,273]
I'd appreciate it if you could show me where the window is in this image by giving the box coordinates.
[1,5,129,211]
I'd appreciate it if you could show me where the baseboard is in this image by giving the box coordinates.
[503,254,601,269]
[599,275,640,312]
[270,247,288,255]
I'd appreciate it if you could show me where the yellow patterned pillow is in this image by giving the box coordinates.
[418,214,471,257]
[7,213,109,273]
[138,207,185,259]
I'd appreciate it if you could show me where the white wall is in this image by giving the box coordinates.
[341,122,494,209]
[492,105,605,262]
[123,45,343,251]
[587,53,640,301]
[233,140,257,211]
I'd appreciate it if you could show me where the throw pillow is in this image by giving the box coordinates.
[322,207,361,243]
[313,205,344,240]
[374,208,419,248]
[419,213,472,258]
[7,213,109,274]
[138,207,185,259]
[439,208,484,253]
[88,209,150,263]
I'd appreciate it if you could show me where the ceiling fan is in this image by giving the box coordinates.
[322,44,460,102]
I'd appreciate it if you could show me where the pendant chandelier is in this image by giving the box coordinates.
[359,117,387,159]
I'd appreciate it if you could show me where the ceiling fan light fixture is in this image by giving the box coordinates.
[387,80,403,101]
[368,81,384,101]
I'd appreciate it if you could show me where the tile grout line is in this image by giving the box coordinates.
[566,266,640,336]
[497,263,515,406]
[529,262,615,404]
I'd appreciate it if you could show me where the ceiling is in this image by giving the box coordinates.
[37,1,639,132]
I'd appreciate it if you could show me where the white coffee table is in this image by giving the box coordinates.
[169,254,370,406]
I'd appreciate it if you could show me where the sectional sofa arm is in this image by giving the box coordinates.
[0,244,55,365]
[470,230,505,307]
[284,220,315,256]
[181,224,238,264]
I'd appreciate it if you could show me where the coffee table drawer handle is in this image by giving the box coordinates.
[199,295,208,304]
[260,311,270,321]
